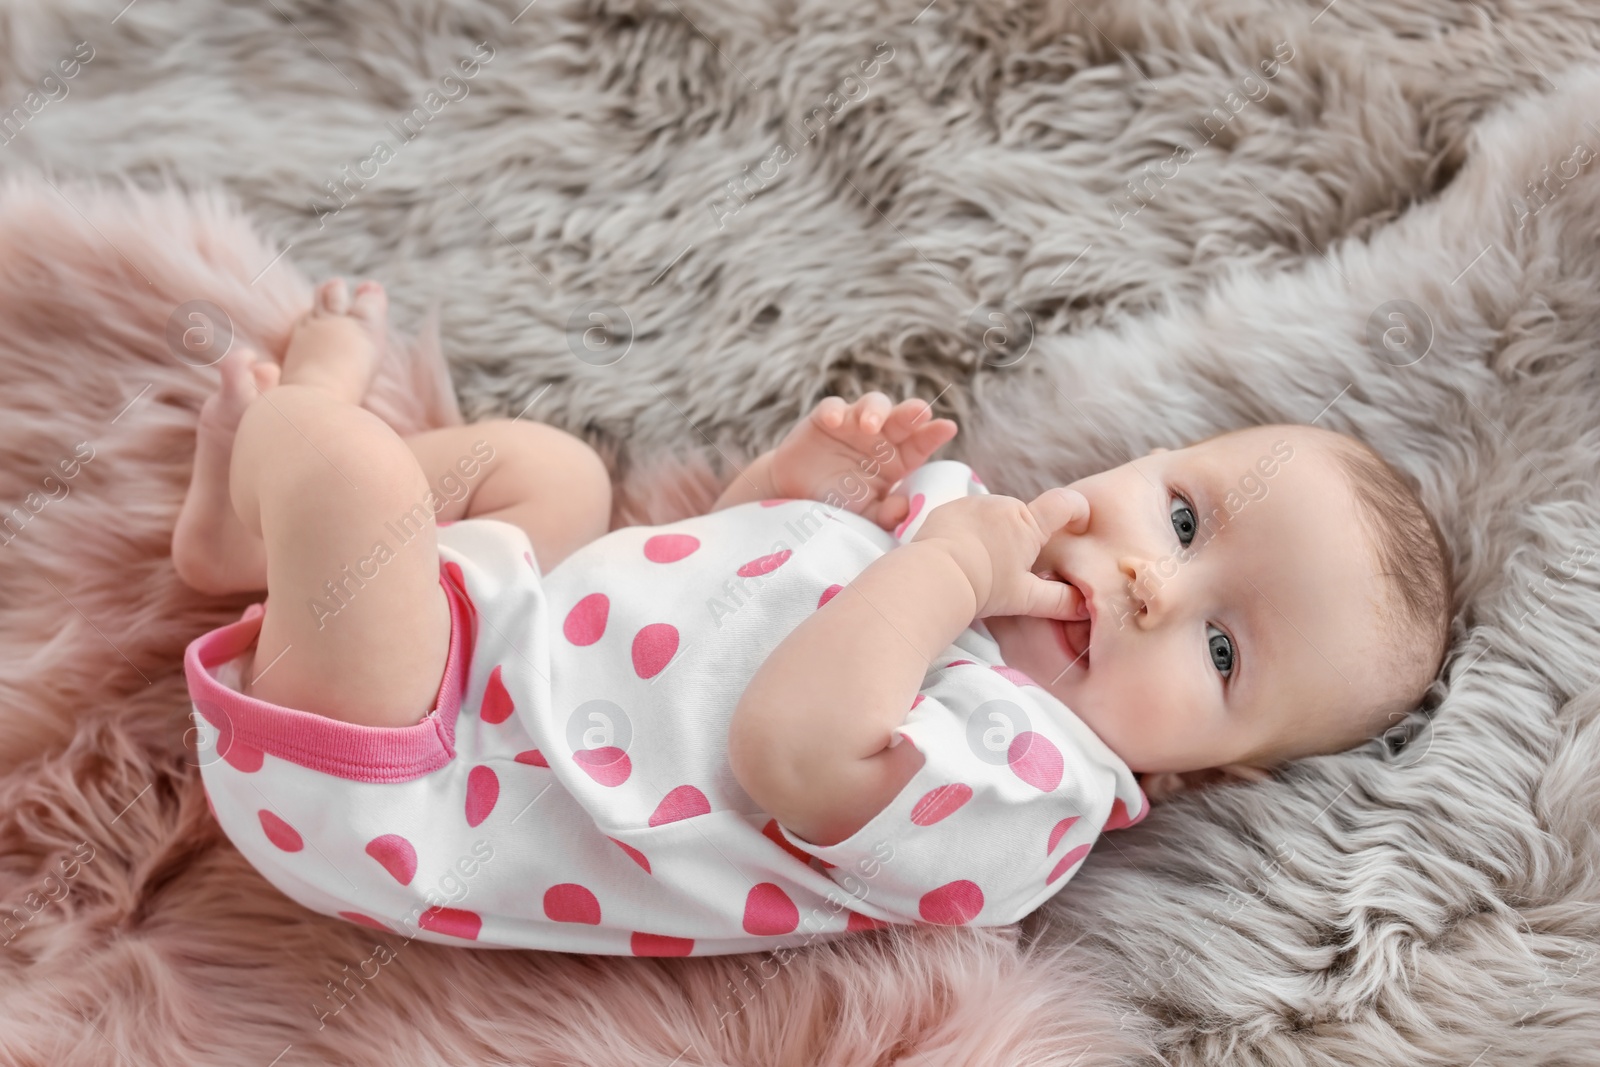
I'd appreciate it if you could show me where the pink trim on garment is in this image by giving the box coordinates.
[183,563,471,782]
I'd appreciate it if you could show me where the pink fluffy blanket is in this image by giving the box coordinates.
[0,182,1141,1066]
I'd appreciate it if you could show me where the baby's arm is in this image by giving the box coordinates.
[729,489,1088,847]
[727,540,975,846]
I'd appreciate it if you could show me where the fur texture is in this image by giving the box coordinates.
[1,0,1599,1064]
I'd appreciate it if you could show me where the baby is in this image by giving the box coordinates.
[178,279,1452,956]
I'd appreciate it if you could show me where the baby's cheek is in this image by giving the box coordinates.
[1090,665,1182,763]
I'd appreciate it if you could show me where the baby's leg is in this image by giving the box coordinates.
[403,419,612,570]
[172,347,281,595]
[229,279,449,729]
[174,370,613,594]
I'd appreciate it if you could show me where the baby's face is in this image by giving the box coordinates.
[986,425,1395,774]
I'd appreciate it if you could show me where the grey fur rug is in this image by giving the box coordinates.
[4,0,1600,1062]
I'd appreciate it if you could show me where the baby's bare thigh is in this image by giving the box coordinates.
[404,419,613,569]
[239,393,451,729]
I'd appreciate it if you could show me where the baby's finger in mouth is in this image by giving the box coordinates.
[1024,572,1082,621]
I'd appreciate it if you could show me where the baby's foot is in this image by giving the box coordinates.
[172,344,280,595]
[279,277,388,404]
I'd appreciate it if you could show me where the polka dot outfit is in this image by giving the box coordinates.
[185,460,1147,956]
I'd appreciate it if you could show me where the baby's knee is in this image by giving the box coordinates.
[485,418,612,534]
[235,387,428,529]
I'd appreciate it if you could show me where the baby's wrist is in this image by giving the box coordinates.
[746,450,782,499]
[905,536,988,618]
[711,451,781,512]
[766,449,816,503]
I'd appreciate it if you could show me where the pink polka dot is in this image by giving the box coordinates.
[563,593,609,646]
[762,819,815,865]
[943,659,974,669]
[338,911,392,931]
[758,499,795,507]
[631,932,694,956]
[738,550,792,578]
[1047,843,1092,884]
[544,883,602,924]
[631,623,680,678]
[523,550,535,569]
[910,783,973,826]
[918,880,983,925]
[257,810,302,852]
[1008,731,1064,792]
[992,665,1038,687]
[514,749,549,767]
[225,739,265,771]
[197,701,263,773]
[817,583,843,609]
[648,784,710,826]
[442,561,477,620]
[607,837,651,873]
[846,911,890,932]
[1103,793,1149,831]
[970,471,984,486]
[465,765,499,827]
[480,664,514,724]
[573,746,632,786]
[643,533,700,563]
[1047,816,1081,853]
[365,834,417,885]
[223,740,264,773]
[910,694,925,711]
[893,493,926,539]
[742,883,800,936]
[418,906,481,940]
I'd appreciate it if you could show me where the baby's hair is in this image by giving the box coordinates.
[1324,433,1454,726]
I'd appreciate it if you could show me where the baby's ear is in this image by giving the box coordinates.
[1138,764,1272,802]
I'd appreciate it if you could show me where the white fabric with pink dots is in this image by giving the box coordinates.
[185,460,1147,956]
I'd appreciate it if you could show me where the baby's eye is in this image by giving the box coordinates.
[1207,624,1235,677]
[1169,494,1198,546]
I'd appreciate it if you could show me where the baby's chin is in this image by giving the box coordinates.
[987,615,1086,699]
[989,615,1144,757]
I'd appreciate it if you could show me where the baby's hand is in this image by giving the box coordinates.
[769,392,959,529]
[910,490,1089,619]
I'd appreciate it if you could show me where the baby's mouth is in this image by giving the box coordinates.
[1055,617,1091,669]
[1049,580,1092,669]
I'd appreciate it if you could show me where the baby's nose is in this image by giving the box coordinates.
[1117,556,1170,621]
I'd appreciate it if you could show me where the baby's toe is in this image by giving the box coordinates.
[250,359,281,393]
[315,277,350,315]
[349,279,388,325]
[220,344,257,397]
[205,345,263,427]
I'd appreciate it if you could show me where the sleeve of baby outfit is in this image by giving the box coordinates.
[774,655,1143,928]
[887,459,988,543]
